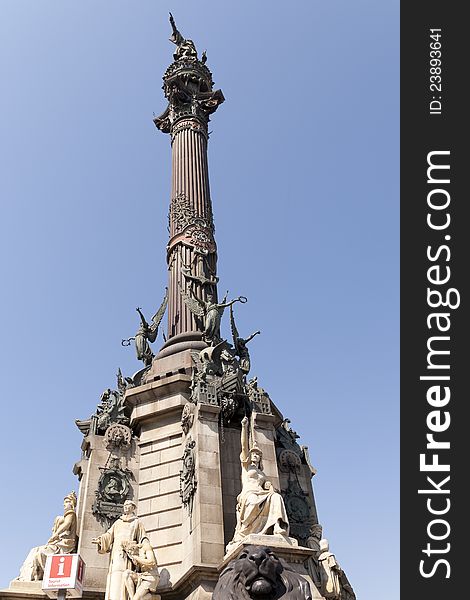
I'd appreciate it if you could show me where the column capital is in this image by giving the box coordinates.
[154,17,224,135]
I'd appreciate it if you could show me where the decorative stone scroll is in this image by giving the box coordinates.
[169,220,216,255]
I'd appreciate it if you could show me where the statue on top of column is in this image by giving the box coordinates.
[169,12,198,61]
[154,14,224,133]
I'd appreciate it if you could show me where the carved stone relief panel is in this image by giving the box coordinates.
[180,438,197,516]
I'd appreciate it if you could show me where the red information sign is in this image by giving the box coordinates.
[42,554,85,598]
[49,555,73,578]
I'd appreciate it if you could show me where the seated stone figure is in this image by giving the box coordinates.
[18,492,78,581]
[226,417,289,553]
[214,545,312,600]
[122,539,160,600]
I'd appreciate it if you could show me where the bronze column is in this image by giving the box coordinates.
[154,22,224,353]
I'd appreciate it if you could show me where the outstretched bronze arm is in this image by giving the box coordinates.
[244,330,261,344]
[136,307,149,329]
[218,295,248,309]
[169,12,184,46]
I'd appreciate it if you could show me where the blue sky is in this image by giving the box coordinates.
[0,1,399,597]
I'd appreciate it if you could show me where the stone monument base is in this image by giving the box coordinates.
[0,580,103,600]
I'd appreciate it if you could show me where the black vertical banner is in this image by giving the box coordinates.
[401,3,467,598]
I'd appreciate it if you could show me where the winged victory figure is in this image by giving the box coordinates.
[121,289,168,366]
[230,304,260,376]
[180,286,246,345]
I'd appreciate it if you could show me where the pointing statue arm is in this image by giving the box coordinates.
[219,299,239,310]
[245,330,261,344]
[219,295,248,309]
[92,524,115,554]
[169,12,184,46]
[240,416,249,464]
[136,307,149,329]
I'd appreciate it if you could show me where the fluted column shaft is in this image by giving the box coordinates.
[166,118,217,340]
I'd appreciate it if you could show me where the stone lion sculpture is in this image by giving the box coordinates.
[213,545,312,600]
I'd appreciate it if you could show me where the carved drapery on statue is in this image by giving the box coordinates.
[92,500,151,600]
[305,538,355,600]
[17,492,78,582]
[226,417,289,554]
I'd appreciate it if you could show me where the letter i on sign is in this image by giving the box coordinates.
[50,555,72,578]
[57,557,65,577]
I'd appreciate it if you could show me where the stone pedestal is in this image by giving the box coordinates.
[1,580,45,600]
[221,534,317,577]
[0,580,103,600]
[73,430,140,593]
[125,347,227,599]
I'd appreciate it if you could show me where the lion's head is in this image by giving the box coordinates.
[213,545,312,600]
